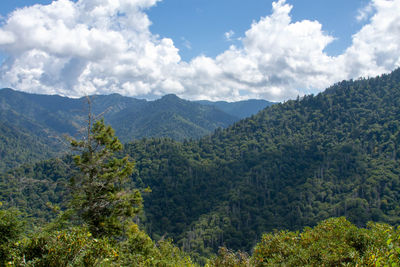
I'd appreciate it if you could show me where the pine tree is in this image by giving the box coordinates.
[70,108,142,238]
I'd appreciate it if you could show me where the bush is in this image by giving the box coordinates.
[11,226,117,266]
[0,207,25,265]
[252,217,400,266]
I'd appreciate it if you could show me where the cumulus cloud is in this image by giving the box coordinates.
[0,0,180,97]
[183,0,400,101]
[0,0,399,101]
[341,0,400,79]
[177,0,341,101]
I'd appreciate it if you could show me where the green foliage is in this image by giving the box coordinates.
[3,69,400,260]
[0,157,73,224]
[197,99,274,119]
[4,214,400,266]
[119,223,196,266]
[206,247,250,267]
[70,117,142,238]
[7,222,197,267]
[0,88,244,173]
[2,117,197,266]
[370,224,400,266]
[206,218,400,266]
[11,226,118,266]
[251,217,400,266]
[124,69,400,254]
[111,94,238,142]
[0,206,25,265]
[0,122,58,172]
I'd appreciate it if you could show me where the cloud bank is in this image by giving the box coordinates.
[0,0,399,101]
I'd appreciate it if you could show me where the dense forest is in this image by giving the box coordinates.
[1,68,400,265]
[127,68,400,258]
[196,99,273,119]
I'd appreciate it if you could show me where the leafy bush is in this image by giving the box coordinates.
[0,206,25,265]
[11,226,117,266]
[252,217,400,266]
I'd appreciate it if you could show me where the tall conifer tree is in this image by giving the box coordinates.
[70,105,142,238]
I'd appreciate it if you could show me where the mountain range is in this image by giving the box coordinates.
[0,88,273,172]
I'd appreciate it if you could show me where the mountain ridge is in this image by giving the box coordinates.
[125,68,400,254]
[196,98,275,119]
[0,88,272,171]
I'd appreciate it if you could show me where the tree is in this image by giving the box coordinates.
[0,204,25,264]
[70,108,142,238]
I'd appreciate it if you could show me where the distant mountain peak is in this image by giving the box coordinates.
[159,94,181,101]
[0,87,14,91]
[0,88,18,95]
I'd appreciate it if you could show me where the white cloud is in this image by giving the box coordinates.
[341,0,400,79]
[357,2,375,22]
[0,0,180,97]
[0,0,400,101]
[176,0,341,101]
[224,30,235,41]
[181,37,192,50]
[180,0,400,101]
[0,30,15,45]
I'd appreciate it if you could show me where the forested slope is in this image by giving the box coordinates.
[126,69,400,256]
[0,90,246,172]
[196,99,274,119]
[109,94,237,142]
[0,122,58,171]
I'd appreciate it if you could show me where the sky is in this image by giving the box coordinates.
[0,0,399,102]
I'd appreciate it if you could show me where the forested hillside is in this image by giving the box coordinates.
[109,94,237,142]
[0,90,255,172]
[126,68,400,257]
[0,122,57,171]
[196,99,274,119]
[1,69,400,262]
[0,89,137,171]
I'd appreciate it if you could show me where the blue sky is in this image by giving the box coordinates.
[0,0,399,101]
[147,0,369,61]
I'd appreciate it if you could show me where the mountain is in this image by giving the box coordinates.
[3,69,400,259]
[109,94,238,142]
[0,88,82,170]
[0,89,264,171]
[124,68,400,255]
[196,99,274,119]
[0,121,57,172]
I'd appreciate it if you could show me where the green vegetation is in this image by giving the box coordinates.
[0,120,59,172]
[2,206,400,266]
[196,99,274,119]
[1,117,196,266]
[111,94,238,142]
[69,114,142,238]
[0,157,71,223]
[0,205,25,264]
[207,217,400,266]
[125,69,400,256]
[0,89,245,172]
[5,216,196,266]
[1,68,400,264]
